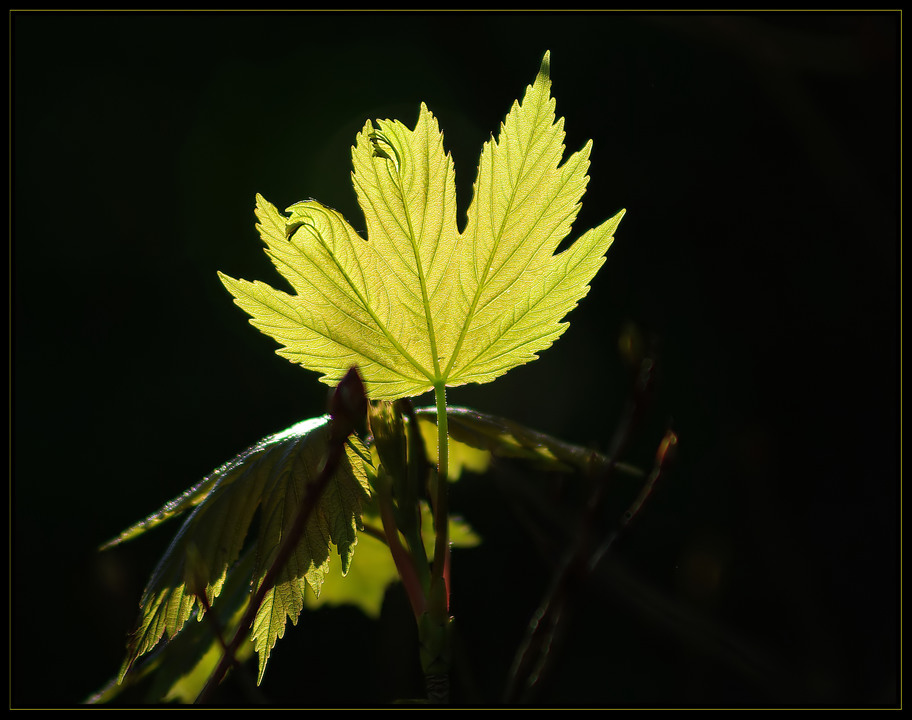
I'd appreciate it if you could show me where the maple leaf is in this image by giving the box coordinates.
[219,51,624,400]
[105,416,371,686]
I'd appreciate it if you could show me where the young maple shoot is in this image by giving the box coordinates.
[219,50,623,675]
[100,50,624,703]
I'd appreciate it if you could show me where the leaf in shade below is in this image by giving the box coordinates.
[108,415,370,686]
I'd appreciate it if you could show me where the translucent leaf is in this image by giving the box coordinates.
[111,416,371,685]
[219,51,624,400]
[88,550,257,705]
[99,472,220,550]
[416,414,491,480]
[415,406,645,479]
[306,502,480,618]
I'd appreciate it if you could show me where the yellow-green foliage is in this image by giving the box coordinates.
[220,51,623,400]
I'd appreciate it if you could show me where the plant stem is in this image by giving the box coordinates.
[377,487,428,619]
[418,381,452,703]
[503,355,662,703]
[395,399,432,598]
[430,381,450,606]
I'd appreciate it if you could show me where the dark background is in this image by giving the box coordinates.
[11,10,899,708]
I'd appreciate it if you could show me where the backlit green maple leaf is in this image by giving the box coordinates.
[219,51,624,400]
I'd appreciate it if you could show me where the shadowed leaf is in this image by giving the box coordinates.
[109,416,370,685]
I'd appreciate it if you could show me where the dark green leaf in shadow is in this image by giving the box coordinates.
[88,550,258,704]
[106,416,371,686]
[415,406,644,478]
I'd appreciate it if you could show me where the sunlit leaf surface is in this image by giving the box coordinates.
[220,51,623,400]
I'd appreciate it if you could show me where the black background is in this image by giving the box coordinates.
[11,10,899,708]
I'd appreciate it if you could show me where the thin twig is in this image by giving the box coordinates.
[503,356,667,703]
[193,578,265,703]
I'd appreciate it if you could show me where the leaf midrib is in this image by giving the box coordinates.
[302,206,436,384]
[375,127,445,382]
[442,88,549,381]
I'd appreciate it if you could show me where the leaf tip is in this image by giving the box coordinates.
[215,270,237,290]
[540,49,551,77]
